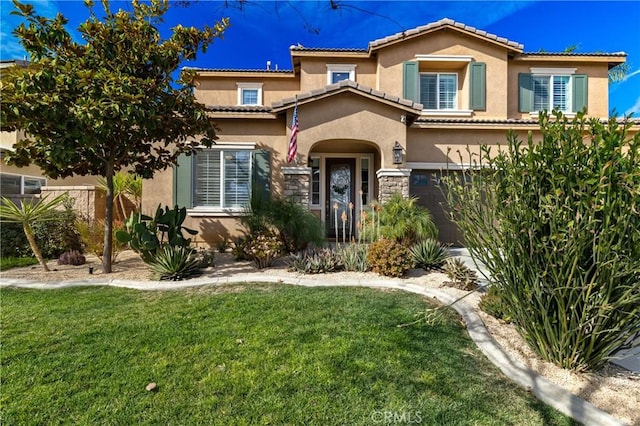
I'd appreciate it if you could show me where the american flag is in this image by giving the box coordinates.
[287,101,298,163]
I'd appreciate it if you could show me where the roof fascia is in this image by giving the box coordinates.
[272,87,421,116]
[194,70,295,78]
[512,54,626,69]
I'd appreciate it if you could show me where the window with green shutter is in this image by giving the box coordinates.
[519,72,587,113]
[469,62,486,111]
[173,148,270,211]
[402,61,419,103]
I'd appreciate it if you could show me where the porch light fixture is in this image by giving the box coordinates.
[392,141,403,164]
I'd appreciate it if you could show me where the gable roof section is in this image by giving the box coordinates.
[271,79,423,115]
[368,18,524,53]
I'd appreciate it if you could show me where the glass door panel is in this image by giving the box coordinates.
[325,158,355,240]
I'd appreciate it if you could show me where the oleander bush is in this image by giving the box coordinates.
[366,237,414,278]
[441,110,640,371]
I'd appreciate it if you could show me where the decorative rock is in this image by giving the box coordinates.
[145,382,158,392]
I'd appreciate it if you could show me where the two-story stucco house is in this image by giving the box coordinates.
[142,18,630,246]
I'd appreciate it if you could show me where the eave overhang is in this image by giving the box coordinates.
[513,52,627,69]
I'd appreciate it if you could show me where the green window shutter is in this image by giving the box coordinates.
[573,74,588,112]
[174,153,193,208]
[252,149,271,202]
[469,62,486,110]
[402,61,419,103]
[518,73,534,113]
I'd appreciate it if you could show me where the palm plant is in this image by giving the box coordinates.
[378,193,438,245]
[0,194,68,271]
[97,172,142,220]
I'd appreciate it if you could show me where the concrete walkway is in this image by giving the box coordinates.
[0,257,629,426]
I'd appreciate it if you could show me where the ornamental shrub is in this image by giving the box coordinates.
[378,193,437,245]
[441,110,640,372]
[242,231,284,269]
[240,196,324,253]
[366,237,414,277]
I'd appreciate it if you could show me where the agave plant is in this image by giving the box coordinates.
[410,238,450,271]
[288,248,342,274]
[338,243,369,272]
[148,245,201,281]
[443,257,479,291]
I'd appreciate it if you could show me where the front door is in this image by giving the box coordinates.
[325,158,356,240]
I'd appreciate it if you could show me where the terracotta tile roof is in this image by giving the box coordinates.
[205,105,273,113]
[521,51,627,57]
[184,67,293,73]
[414,117,640,126]
[271,79,423,112]
[289,46,368,53]
[368,18,524,52]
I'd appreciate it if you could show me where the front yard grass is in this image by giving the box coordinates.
[0,285,574,425]
[0,256,39,271]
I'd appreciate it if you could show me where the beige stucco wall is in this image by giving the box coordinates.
[375,29,510,118]
[194,76,299,106]
[406,127,539,165]
[298,57,377,92]
[292,92,408,168]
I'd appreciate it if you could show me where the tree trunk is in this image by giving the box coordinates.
[23,222,49,272]
[102,163,115,273]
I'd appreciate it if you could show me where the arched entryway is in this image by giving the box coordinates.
[308,139,380,239]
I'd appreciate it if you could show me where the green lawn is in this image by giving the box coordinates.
[0,256,39,271]
[0,285,574,425]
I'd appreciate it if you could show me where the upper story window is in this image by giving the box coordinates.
[403,59,481,116]
[236,82,263,106]
[327,64,356,85]
[420,73,457,110]
[533,75,572,112]
[519,68,587,115]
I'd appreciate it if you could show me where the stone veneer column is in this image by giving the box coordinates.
[376,169,411,203]
[282,166,312,207]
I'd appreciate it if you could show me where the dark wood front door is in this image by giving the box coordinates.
[325,158,356,240]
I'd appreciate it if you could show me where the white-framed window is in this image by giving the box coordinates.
[194,148,252,209]
[420,73,457,110]
[236,82,263,106]
[532,75,572,113]
[0,173,46,195]
[529,67,576,113]
[326,64,356,85]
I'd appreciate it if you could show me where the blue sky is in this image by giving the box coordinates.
[2,0,639,115]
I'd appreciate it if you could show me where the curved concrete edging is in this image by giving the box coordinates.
[0,275,626,426]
